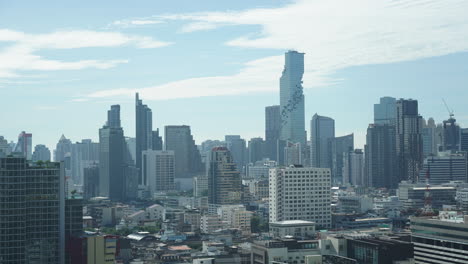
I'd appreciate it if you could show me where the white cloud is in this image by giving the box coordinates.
[93,0,468,101]
[0,29,171,78]
[111,19,164,28]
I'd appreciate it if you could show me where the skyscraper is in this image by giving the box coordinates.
[331,134,354,184]
[269,166,331,228]
[265,105,281,161]
[32,144,51,162]
[422,117,437,156]
[70,139,99,185]
[225,135,246,173]
[208,147,242,205]
[99,105,126,201]
[0,136,10,157]
[55,134,72,162]
[311,114,335,169]
[284,141,302,166]
[136,93,153,184]
[442,116,460,152]
[142,150,175,196]
[374,96,397,124]
[279,51,306,146]
[13,131,32,160]
[165,125,203,178]
[396,99,423,183]
[342,149,365,186]
[0,156,66,263]
[365,124,397,188]
[152,129,163,150]
[248,137,265,164]
[461,128,468,152]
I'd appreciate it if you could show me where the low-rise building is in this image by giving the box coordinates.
[398,181,457,210]
[251,239,321,264]
[346,237,413,264]
[337,196,373,214]
[411,212,468,264]
[269,220,316,239]
[201,215,224,234]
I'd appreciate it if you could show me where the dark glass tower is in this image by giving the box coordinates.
[208,147,242,205]
[135,93,153,184]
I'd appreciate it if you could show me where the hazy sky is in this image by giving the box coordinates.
[2,0,468,151]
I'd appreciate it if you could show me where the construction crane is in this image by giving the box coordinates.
[442,98,454,119]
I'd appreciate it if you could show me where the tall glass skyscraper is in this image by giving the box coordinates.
[208,147,242,205]
[135,93,153,184]
[13,131,32,160]
[279,51,306,146]
[374,96,397,125]
[311,114,335,169]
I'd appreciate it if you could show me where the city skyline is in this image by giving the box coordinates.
[2,0,468,151]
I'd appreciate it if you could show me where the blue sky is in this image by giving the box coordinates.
[1,0,468,152]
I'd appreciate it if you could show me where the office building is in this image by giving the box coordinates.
[398,181,457,210]
[135,93,153,184]
[70,139,99,185]
[208,147,242,205]
[99,105,126,201]
[411,212,468,264]
[225,135,247,173]
[69,235,119,264]
[32,144,51,162]
[422,118,437,156]
[248,137,265,164]
[265,105,281,161]
[193,176,208,197]
[342,149,365,186]
[165,125,203,178]
[13,131,32,160]
[311,114,335,169]
[442,116,460,152]
[331,134,354,184]
[418,152,467,184]
[152,129,163,151]
[55,134,72,162]
[247,159,277,179]
[142,150,175,196]
[83,163,99,199]
[0,136,11,157]
[269,166,332,228]
[396,99,423,182]
[365,124,397,188]
[279,50,306,146]
[346,237,413,264]
[125,137,136,165]
[461,128,468,152]
[284,141,302,166]
[269,220,315,239]
[374,96,397,124]
[251,239,321,264]
[0,156,66,263]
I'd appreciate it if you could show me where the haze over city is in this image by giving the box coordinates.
[2,0,468,149]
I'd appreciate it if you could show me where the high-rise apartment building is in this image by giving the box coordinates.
[269,166,332,228]
[331,134,354,184]
[279,51,306,146]
[165,125,203,178]
[374,96,397,125]
[135,93,153,184]
[32,144,51,162]
[365,124,397,188]
[225,135,247,173]
[0,156,66,263]
[83,163,99,199]
[99,105,126,201]
[13,131,32,160]
[208,147,242,205]
[142,150,175,196]
[311,114,335,169]
[396,99,423,183]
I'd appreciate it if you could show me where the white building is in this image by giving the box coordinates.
[269,166,332,228]
[337,195,373,214]
[269,220,315,238]
[342,149,365,186]
[200,215,224,234]
[146,204,165,221]
[217,205,253,235]
[284,141,302,166]
[142,150,175,196]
